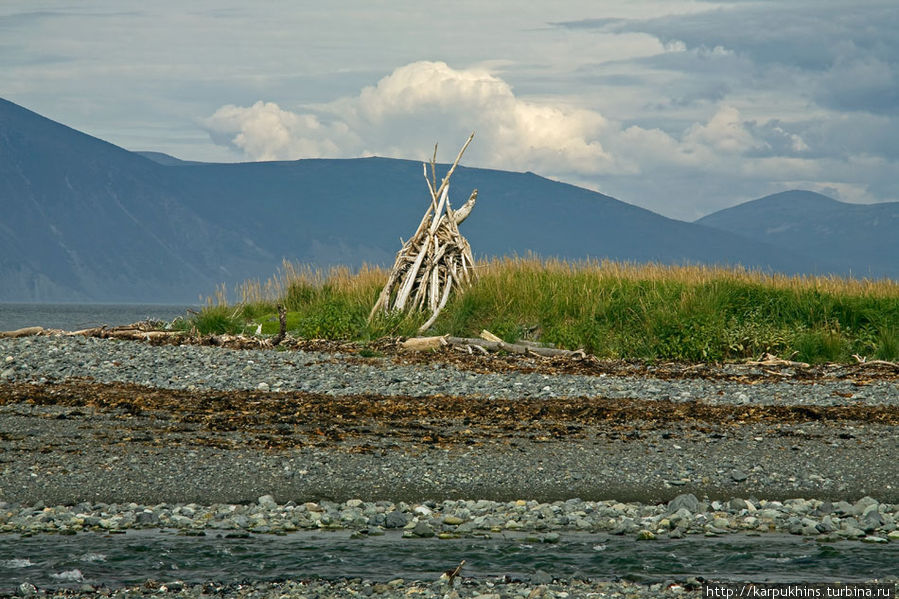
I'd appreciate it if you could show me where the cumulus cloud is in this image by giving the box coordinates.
[203,62,783,182]
[204,61,613,175]
[204,101,356,161]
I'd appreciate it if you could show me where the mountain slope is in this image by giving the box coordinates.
[0,98,272,302]
[696,190,899,279]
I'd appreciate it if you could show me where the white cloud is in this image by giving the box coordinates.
[204,101,356,161]
[684,106,760,154]
[204,61,613,175]
[787,181,872,205]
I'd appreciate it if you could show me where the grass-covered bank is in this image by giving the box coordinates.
[190,258,899,364]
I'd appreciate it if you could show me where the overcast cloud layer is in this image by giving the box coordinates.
[2,1,897,220]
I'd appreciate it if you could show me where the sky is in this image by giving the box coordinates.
[2,0,897,220]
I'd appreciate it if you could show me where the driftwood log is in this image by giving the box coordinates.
[852,354,899,369]
[745,352,811,368]
[400,332,588,359]
[369,134,478,332]
[0,326,44,338]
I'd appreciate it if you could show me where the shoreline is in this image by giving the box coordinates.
[10,580,899,599]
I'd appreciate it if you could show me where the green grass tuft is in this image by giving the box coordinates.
[192,305,245,335]
[875,327,899,361]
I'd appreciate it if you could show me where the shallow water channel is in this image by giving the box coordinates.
[1,531,896,591]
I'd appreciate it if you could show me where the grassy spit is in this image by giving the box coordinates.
[188,257,899,364]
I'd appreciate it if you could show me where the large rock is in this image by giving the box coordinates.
[861,508,885,532]
[257,495,277,510]
[667,493,700,514]
[412,520,435,537]
[384,510,409,529]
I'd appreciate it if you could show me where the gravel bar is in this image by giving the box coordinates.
[2,335,898,406]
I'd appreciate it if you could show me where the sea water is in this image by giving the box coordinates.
[0,303,196,332]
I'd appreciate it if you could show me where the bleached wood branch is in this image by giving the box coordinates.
[454,190,477,225]
[418,272,454,332]
[0,326,44,338]
[433,132,474,204]
[745,352,811,368]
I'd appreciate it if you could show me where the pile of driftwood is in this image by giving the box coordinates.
[369,134,478,332]
[0,306,290,350]
[0,324,183,342]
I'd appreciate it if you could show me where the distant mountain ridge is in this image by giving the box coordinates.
[134,151,207,166]
[696,190,899,280]
[0,97,893,302]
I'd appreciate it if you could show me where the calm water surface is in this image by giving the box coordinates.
[1,531,895,591]
[0,303,197,332]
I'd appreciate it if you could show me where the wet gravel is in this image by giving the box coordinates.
[1,335,898,505]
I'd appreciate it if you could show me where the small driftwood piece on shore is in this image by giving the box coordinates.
[745,352,810,369]
[66,326,184,342]
[369,134,478,333]
[441,560,465,585]
[447,336,586,358]
[270,304,288,346]
[0,326,44,338]
[479,329,502,343]
[400,334,448,352]
[852,354,899,368]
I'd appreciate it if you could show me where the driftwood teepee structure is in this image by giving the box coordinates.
[369,133,478,332]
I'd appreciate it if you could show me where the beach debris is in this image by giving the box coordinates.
[400,334,449,352]
[368,133,478,332]
[440,560,465,585]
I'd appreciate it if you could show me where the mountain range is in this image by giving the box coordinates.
[695,190,899,280]
[1,97,896,303]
